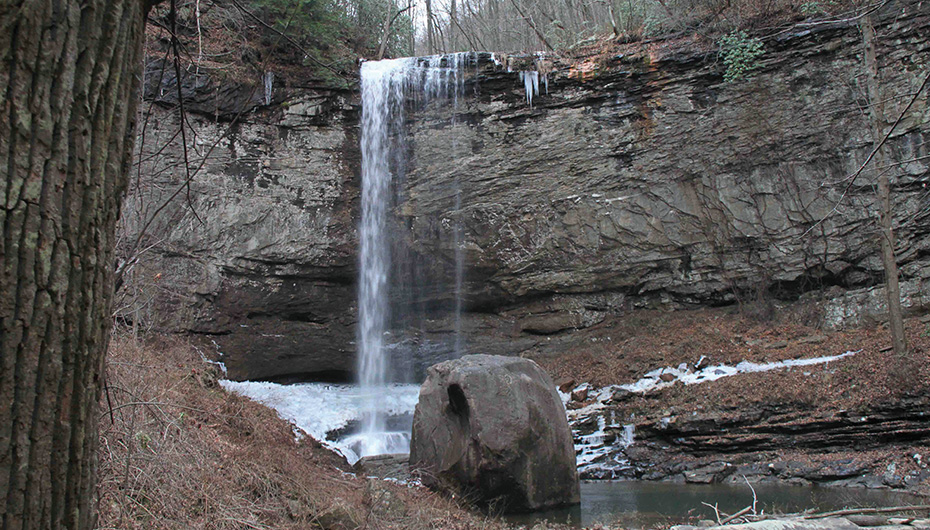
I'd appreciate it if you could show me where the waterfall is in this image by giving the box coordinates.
[355,54,472,459]
[451,52,466,356]
[356,58,401,458]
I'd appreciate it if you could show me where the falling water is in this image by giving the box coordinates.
[356,58,401,458]
[355,54,472,459]
[451,52,466,356]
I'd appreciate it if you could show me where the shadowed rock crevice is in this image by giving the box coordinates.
[446,384,470,422]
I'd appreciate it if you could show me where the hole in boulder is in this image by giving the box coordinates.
[447,383,469,420]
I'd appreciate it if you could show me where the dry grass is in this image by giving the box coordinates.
[536,306,930,405]
[96,330,527,530]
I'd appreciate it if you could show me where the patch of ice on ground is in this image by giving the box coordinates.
[572,410,636,478]
[617,350,859,394]
[383,476,423,488]
[220,381,421,464]
[564,350,859,476]
[193,341,227,375]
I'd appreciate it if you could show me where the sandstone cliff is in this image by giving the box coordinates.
[124,2,930,381]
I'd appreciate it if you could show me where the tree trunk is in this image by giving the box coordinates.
[450,0,458,51]
[0,1,148,529]
[426,0,435,54]
[860,14,908,356]
[377,6,394,59]
[378,3,413,60]
[608,1,620,37]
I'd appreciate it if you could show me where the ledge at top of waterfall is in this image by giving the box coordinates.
[360,51,555,107]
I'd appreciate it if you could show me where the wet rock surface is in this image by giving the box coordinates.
[402,3,930,323]
[354,453,412,482]
[409,355,579,512]
[125,74,360,381]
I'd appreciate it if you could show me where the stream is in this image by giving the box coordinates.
[506,481,924,528]
[220,381,926,528]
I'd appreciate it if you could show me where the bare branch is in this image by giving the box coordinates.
[508,0,555,50]
[800,70,930,239]
[806,505,930,519]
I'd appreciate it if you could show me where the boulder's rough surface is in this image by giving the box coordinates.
[409,355,579,512]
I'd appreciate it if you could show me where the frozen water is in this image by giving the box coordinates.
[564,351,858,476]
[220,380,420,464]
[518,70,548,106]
[263,71,274,106]
[618,350,859,394]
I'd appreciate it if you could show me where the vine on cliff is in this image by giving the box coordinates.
[719,31,765,82]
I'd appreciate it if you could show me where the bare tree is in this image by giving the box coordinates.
[427,0,437,53]
[861,13,907,355]
[417,0,618,53]
[379,0,414,58]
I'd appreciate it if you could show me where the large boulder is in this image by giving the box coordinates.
[409,354,580,512]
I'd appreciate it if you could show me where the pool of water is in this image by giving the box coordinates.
[506,481,924,528]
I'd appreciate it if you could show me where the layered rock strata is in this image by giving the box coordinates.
[126,3,930,380]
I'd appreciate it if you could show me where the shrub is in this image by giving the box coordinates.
[248,0,342,46]
[719,30,765,82]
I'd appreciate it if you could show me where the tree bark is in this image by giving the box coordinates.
[450,0,458,51]
[426,0,435,54]
[860,14,907,356]
[0,1,148,529]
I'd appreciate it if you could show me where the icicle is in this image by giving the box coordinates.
[444,64,451,99]
[621,424,635,447]
[263,71,274,106]
[519,71,540,106]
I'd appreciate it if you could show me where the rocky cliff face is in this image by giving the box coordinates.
[405,5,930,318]
[570,388,930,485]
[125,3,930,381]
[123,64,361,381]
